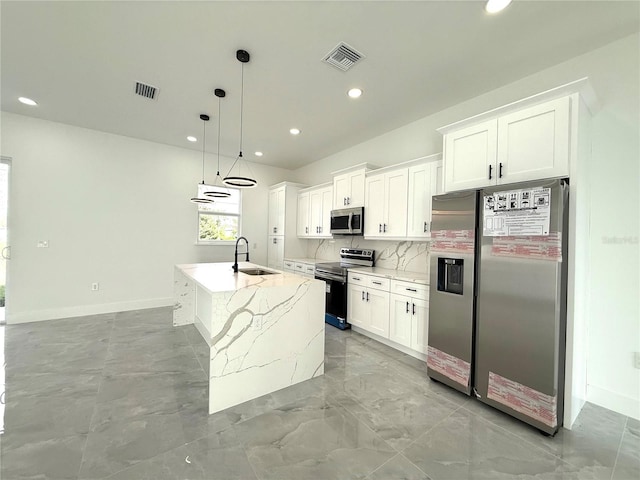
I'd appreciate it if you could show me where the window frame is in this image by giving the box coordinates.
[195,186,242,245]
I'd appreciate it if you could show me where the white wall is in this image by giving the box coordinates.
[294,33,640,420]
[0,113,295,323]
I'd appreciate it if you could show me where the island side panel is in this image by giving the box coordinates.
[208,279,325,414]
[173,267,195,326]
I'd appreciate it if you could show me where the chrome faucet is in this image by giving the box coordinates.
[233,236,250,272]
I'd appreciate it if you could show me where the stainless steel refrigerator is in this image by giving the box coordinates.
[427,178,568,435]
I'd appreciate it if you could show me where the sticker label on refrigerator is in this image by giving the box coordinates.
[491,232,563,262]
[487,371,557,428]
[427,346,471,388]
[483,187,551,236]
[430,229,475,254]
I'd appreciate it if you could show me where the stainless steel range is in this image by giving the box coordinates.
[314,248,375,330]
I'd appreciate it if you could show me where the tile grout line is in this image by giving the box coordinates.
[76,313,118,480]
[609,416,628,480]
[182,326,208,378]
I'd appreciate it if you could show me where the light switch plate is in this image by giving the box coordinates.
[37,240,49,248]
[634,352,640,369]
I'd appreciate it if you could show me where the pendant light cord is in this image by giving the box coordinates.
[239,62,244,156]
[201,118,206,182]
[217,96,221,175]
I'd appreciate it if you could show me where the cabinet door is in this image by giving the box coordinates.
[497,96,570,185]
[444,119,497,192]
[267,236,284,269]
[434,160,444,195]
[297,192,310,237]
[309,190,321,236]
[364,174,385,237]
[407,163,429,238]
[410,298,429,354]
[347,284,367,329]
[384,169,408,237]
[348,170,366,207]
[389,293,412,347]
[367,289,390,338]
[333,173,349,209]
[319,186,333,238]
[268,187,286,235]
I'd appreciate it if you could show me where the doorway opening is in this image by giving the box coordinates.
[0,158,10,324]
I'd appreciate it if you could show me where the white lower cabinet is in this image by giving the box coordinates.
[347,273,390,337]
[349,272,429,357]
[267,236,284,269]
[389,280,429,354]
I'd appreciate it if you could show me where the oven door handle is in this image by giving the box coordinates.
[315,272,346,283]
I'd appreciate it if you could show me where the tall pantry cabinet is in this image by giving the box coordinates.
[267,182,307,269]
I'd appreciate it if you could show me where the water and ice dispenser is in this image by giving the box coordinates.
[437,258,464,295]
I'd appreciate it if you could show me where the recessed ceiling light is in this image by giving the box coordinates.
[290,128,301,135]
[187,136,197,142]
[485,0,512,14]
[348,88,363,98]
[18,96,38,106]
[255,151,263,157]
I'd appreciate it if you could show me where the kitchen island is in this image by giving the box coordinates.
[174,262,325,414]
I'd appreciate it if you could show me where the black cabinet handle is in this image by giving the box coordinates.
[406,288,417,292]
[499,162,503,178]
[353,277,361,281]
[361,291,365,301]
[379,224,382,233]
[366,292,369,302]
[406,301,409,313]
[423,221,427,233]
[412,303,416,315]
[383,223,387,233]
[489,164,493,180]
[372,281,382,285]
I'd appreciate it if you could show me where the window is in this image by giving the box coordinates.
[197,185,241,244]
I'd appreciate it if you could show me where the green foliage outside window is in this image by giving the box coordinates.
[199,214,238,241]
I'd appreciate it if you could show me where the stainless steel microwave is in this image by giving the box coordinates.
[330,207,364,235]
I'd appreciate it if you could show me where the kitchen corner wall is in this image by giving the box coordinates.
[306,238,430,274]
[294,33,640,421]
[0,112,295,323]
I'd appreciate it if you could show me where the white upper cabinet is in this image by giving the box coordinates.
[296,191,310,237]
[407,158,442,239]
[332,164,375,209]
[364,168,408,239]
[268,186,286,235]
[444,119,498,192]
[496,96,570,184]
[440,94,573,193]
[297,183,332,238]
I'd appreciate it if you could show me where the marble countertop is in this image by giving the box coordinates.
[176,262,314,294]
[284,257,318,265]
[347,266,429,285]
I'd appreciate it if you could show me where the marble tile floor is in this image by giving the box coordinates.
[0,306,638,480]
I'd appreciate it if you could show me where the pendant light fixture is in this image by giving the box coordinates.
[204,88,231,198]
[223,49,257,188]
[190,114,215,204]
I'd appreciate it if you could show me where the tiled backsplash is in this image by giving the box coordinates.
[306,238,431,274]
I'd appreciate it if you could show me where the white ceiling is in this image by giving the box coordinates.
[2,1,639,170]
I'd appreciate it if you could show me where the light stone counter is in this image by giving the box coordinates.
[174,262,325,414]
[347,266,429,285]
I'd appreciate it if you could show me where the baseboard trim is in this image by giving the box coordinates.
[6,297,175,324]
[351,326,427,362]
[587,384,640,420]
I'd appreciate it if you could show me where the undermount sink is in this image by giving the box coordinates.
[238,268,280,276]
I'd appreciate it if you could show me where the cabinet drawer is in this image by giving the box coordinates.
[366,276,390,291]
[348,272,367,286]
[391,280,428,299]
[283,260,295,270]
[304,265,315,276]
[294,262,307,273]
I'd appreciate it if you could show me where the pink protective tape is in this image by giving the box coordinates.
[487,371,558,428]
[491,232,562,261]
[427,346,471,388]
[430,229,475,254]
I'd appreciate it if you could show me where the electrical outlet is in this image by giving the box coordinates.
[37,240,49,248]
[634,352,640,369]
[91,282,99,291]
[253,243,257,249]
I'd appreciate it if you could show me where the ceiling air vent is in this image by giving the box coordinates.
[134,81,158,100]
[322,42,364,72]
